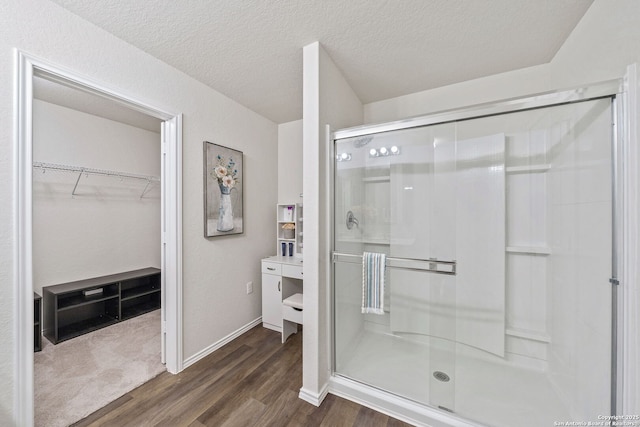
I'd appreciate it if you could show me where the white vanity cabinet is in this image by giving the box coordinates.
[261,271,282,329]
[261,256,303,332]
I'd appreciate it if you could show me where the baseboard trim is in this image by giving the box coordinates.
[298,382,330,407]
[182,317,262,369]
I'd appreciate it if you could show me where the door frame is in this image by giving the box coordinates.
[13,50,183,426]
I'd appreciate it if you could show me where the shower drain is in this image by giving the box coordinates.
[433,371,451,382]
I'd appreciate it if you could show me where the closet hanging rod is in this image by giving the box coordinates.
[33,161,159,198]
[32,162,160,182]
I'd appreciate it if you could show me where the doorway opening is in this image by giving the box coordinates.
[14,50,183,426]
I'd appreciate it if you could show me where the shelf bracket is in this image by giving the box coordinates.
[140,179,153,199]
[71,168,86,196]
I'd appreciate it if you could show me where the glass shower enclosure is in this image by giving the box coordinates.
[332,94,617,426]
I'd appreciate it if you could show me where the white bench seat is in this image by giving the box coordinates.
[282,293,303,343]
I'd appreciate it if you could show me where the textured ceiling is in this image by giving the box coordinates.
[50,0,593,124]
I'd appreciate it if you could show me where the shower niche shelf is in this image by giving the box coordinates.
[506,328,551,343]
[506,246,551,255]
[504,134,554,363]
[362,176,390,183]
[505,164,551,174]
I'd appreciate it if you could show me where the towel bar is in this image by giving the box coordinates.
[332,251,456,275]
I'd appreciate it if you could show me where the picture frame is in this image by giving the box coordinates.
[203,141,244,237]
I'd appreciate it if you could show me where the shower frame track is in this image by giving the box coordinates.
[329,78,626,424]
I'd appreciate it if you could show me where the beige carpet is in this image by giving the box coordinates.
[34,310,165,427]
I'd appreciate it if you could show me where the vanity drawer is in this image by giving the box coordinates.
[282,264,303,280]
[262,262,281,275]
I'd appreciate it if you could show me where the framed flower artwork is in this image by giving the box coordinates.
[203,141,244,237]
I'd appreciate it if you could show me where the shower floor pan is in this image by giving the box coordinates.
[336,330,573,427]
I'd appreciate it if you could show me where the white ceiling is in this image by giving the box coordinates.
[34,76,162,132]
[49,0,593,124]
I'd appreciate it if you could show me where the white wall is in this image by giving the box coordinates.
[0,0,277,423]
[550,0,640,89]
[364,1,640,124]
[364,64,552,124]
[277,119,303,204]
[32,100,161,328]
[301,41,363,403]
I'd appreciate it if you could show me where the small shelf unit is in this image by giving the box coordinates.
[43,267,161,344]
[277,203,303,257]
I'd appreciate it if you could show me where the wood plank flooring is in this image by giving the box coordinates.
[72,325,412,427]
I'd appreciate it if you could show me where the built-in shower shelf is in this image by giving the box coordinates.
[363,239,391,245]
[335,238,391,245]
[506,246,551,255]
[362,176,390,183]
[505,164,551,174]
[506,328,551,343]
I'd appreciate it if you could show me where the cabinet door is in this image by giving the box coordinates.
[261,273,282,329]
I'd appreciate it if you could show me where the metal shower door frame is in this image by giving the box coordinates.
[330,78,625,416]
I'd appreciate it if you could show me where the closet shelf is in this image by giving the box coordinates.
[33,161,159,198]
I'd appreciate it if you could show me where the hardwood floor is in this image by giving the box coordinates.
[73,325,412,427]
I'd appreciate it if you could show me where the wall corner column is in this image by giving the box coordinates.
[300,41,363,405]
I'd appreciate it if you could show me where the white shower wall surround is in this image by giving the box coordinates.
[332,95,614,426]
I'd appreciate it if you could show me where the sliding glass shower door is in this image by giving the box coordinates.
[333,98,613,426]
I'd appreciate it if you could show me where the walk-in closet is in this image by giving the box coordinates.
[32,75,164,427]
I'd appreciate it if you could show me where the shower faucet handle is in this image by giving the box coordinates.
[346,211,359,229]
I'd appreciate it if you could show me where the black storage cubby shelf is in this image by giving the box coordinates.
[43,268,161,344]
[121,274,161,320]
[34,292,42,352]
[57,283,119,310]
